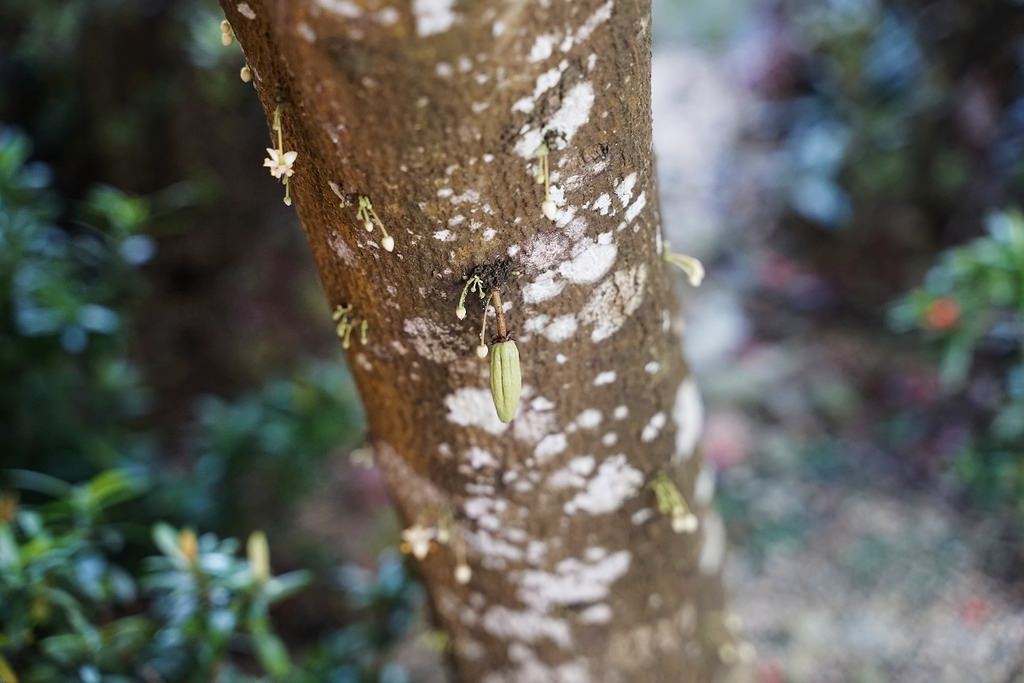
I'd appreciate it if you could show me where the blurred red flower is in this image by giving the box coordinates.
[924,298,960,331]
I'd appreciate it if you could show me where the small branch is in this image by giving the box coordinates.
[490,291,507,339]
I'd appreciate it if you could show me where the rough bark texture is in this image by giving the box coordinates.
[220,1,735,680]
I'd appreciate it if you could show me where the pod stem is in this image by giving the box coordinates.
[490,291,507,338]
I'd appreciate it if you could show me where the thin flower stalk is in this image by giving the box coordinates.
[263,105,298,206]
[356,196,394,251]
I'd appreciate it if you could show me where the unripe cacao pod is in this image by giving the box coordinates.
[489,340,521,423]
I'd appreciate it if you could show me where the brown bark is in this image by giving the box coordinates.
[219,1,737,680]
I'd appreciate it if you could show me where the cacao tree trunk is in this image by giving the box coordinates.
[220,1,736,680]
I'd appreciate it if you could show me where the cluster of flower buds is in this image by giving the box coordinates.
[400,512,472,585]
[455,275,486,322]
[332,304,368,349]
[356,195,395,252]
[650,472,698,533]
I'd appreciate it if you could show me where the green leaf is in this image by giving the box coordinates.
[151,523,186,566]
[39,633,88,665]
[262,570,311,604]
[83,470,143,509]
[6,470,71,498]
[252,629,291,679]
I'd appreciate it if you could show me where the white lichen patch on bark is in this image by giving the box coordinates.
[563,455,643,515]
[579,603,613,624]
[514,81,595,158]
[640,412,667,443]
[523,314,550,335]
[534,433,568,463]
[464,529,525,566]
[517,547,631,613]
[541,314,577,342]
[568,0,613,49]
[631,507,655,525]
[522,270,565,304]
[511,390,559,445]
[624,191,648,226]
[463,496,508,533]
[530,396,556,411]
[445,387,509,435]
[403,316,462,363]
[412,0,456,36]
[672,378,704,461]
[517,61,570,113]
[528,33,560,62]
[480,606,571,647]
[592,192,612,216]
[326,230,357,266]
[557,235,617,284]
[236,2,256,19]
[482,645,590,683]
[574,409,603,429]
[296,22,316,43]
[615,172,638,207]
[548,455,596,490]
[315,0,361,18]
[466,446,499,470]
[579,264,648,342]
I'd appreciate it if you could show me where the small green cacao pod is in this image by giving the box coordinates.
[489,340,522,423]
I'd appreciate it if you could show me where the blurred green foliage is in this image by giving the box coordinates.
[892,209,1024,520]
[0,124,363,523]
[0,470,420,682]
[779,3,930,227]
[728,0,1024,542]
[0,126,155,477]
[0,122,420,678]
[766,0,1023,233]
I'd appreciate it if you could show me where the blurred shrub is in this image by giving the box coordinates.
[162,362,365,533]
[786,2,943,226]
[749,0,1024,320]
[892,209,1024,519]
[0,0,412,676]
[1,470,420,682]
[0,126,155,477]
[0,118,406,676]
[0,123,363,525]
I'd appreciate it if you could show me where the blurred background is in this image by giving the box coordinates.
[1,0,1023,681]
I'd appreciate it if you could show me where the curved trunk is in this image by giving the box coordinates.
[220,1,734,680]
